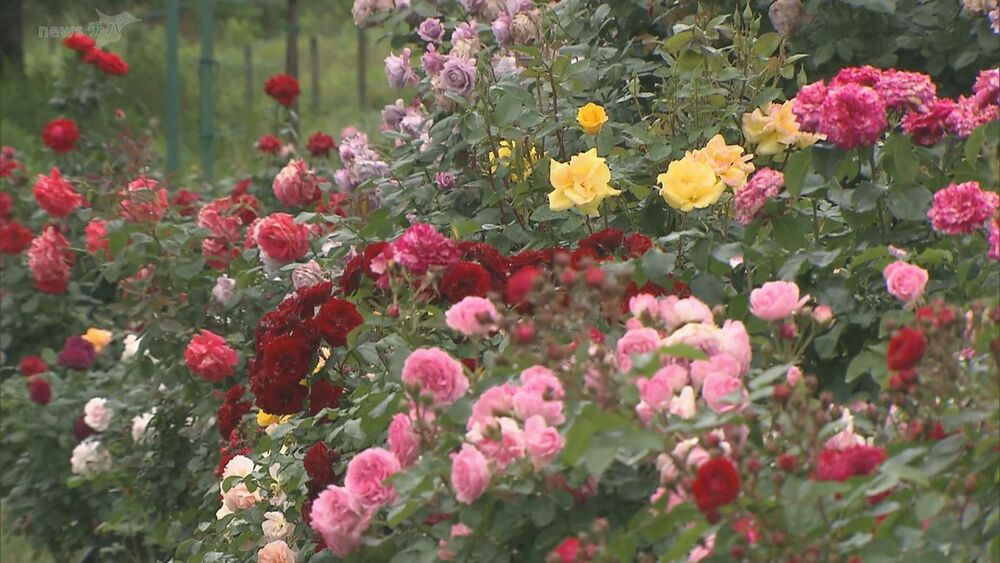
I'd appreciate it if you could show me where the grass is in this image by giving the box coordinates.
[0,511,54,563]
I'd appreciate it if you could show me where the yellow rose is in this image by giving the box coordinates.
[742,101,821,155]
[313,347,331,374]
[257,410,291,427]
[690,134,755,189]
[82,328,113,353]
[657,155,725,212]
[489,139,537,181]
[548,148,621,217]
[576,102,608,134]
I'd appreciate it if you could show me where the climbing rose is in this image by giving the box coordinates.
[927,181,999,235]
[264,73,300,106]
[33,167,83,218]
[41,118,79,153]
[185,330,239,383]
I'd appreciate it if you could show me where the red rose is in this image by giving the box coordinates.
[578,228,624,256]
[624,233,653,258]
[551,537,580,563]
[63,32,96,52]
[886,327,926,371]
[83,49,129,76]
[255,212,311,265]
[41,118,79,153]
[185,329,240,383]
[171,189,202,217]
[458,241,509,287]
[509,248,559,269]
[120,176,168,223]
[19,355,48,377]
[84,219,110,256]
[33,167,83,218]
[439,261,491,302]
[814,445,886,482]
[313,298,363,347]
[217,384,252,439]
[231,178,252,197]
[306,132,336,157]
[26,376,52,405]
[0,221,33,254]
[309,380,345,418]
[256,134,282,154]
[264,73,300,106]
[253,376,309,415]
[260,334,315,384]
[316,192,349,217]
[304,441,341,493]
[504,266,544,309]
[0,192,13,218]
[691,457,741,518]
[73,415,97,441]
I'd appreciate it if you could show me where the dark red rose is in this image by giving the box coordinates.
[509,247,561,269]
[20,355,48,377]
[624,233,653,258]
[264,73,300,106]
[73,415,96,441]
[231,178,252,197]
[439,261,491,302]
[313,298,363,347]
[256,134,281,154]
[306,132,336,157]
[58,336,96,370]
[361,242,389,279]
[63,32,96,52]
[552,537,581,563]
[304,441,340,492]
[458,241,509,287]
[260,335,316,384]
[254,378,309,415]
[171,189,202,217]
[692,457,741,519]
[570,246,605,270]
[461,358,477,372]
[814,445,886,482]
[309,380,344,417]
[504,266,544,309]
[217,384,252,439]
[578,228,624,256]
[0,221,33,254]
[41,118,79,153]
[0,192,13,218]
[340,254,363,295]
[27,376,52,405]
[887,327,926,371]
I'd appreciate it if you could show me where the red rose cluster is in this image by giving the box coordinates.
[249,281,358,415]
[63,32,129,76]
[814,445,886,482]
[198,194,260,269]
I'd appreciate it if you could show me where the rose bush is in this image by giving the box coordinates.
[1,1,998,562]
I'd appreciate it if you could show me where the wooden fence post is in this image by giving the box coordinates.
[244,45,253,106]
[309,36,319,112]
[285,0,300,136]
[199,0,215,183]
[165,0,180,175]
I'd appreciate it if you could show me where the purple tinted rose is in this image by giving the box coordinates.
[459,0,486,14]
[418,17,444,42]
[492,15,512,45]
[384,48,418,89]
[421,43,446,75]
[451,20,478,44]
[59,336,96,370]
[438,55,477,99]
[400,109,425,137]
[435,171,455,189]
[381,100,407,130]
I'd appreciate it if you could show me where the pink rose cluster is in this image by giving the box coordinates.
[926,181,999,236]
[198,195,259,270]
[392,222,462,275]
[622,294,752,421]
[333,129,389,192]
[734,168,785,225]
[272,158,328,208]
[184,329,239,383]
[452,365,566,503]
[119,176,168,223]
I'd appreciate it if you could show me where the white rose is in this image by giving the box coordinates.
[261,511,295,542]
[131,409,156,444]
[121,334,142,360]
[70,439,112,476]
[83,397,114,432]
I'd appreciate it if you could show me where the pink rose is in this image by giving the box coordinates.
[628,294,660,320]
[33,167,83,218]
[523,415,563,470]
[84,219,109,256]
[120,176,168,223]
[401,348,469,407]
[657,438,709,483]
[255,213,311,265]
[388,408,433,469]
[812,305,834,324]
[444,296,499,336]
[345,447,401,509]
[660,296,713,331]
[786,365,803,386]
[28,227,74,294]
[690,354,742,390]
[700,373,747,413]
[450,443,491,504]
[511,387,565,425]
[616,327,662,372]
[184,330,239,383]
[718,320,751,374]
[519,366,564,399]
[882,261,929,303]
[310,485,371,557]
[392,223,461,275]
[438,523,473,561]
[749,281,809,321]
[467,384,516,431]
[272,158,326,207]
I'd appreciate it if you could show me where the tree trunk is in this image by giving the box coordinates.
[0,0,24,75]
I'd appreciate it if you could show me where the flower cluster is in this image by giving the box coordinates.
[333,129,389,192]
[63,32,129,76]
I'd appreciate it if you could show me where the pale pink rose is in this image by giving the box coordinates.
[688,534,715,562]
[83,397,114,432]
[401,347,469,407]
[519,366,565,398]
[272,159,326,207]
[749,281,809,321]
[258,540,295,563]
[512,387,564,425]
[496,417,526,461]
[786,365,803,386]
[388,411,422,469]
[616,327,662,372]
[444,296,499,335]
[664,323,722,357]
[669,386,697,419]
[450,444,491,504]
[636,366,687,422]
[661,296,714,331]
[689,354,742,390]
[345,448,401,508]
[882,261,929,303]
[628,293,660,320]
[701,373,747,413]
[812,305,834,324]
[467,384,516,431]
[718,320,751,374]
[657,438,709,483]
[523,415,563,470]
[438,523,473,561]
[310,485,370,557]
[217,455,261,518]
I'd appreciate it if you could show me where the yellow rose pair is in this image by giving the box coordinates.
[658,135,754,212]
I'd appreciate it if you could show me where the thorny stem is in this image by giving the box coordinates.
[547,62,568,160]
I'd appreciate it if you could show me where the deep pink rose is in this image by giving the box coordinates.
[310,485,371,557]
[523,415,563,470]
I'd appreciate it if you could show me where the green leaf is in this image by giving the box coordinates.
[772,215,806,251]
[846,350,881,383]
[494,92,525,127]
[887,185,932,221]
[753,32,782,57]
[783,150,811,198]
[915,492,947,521]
